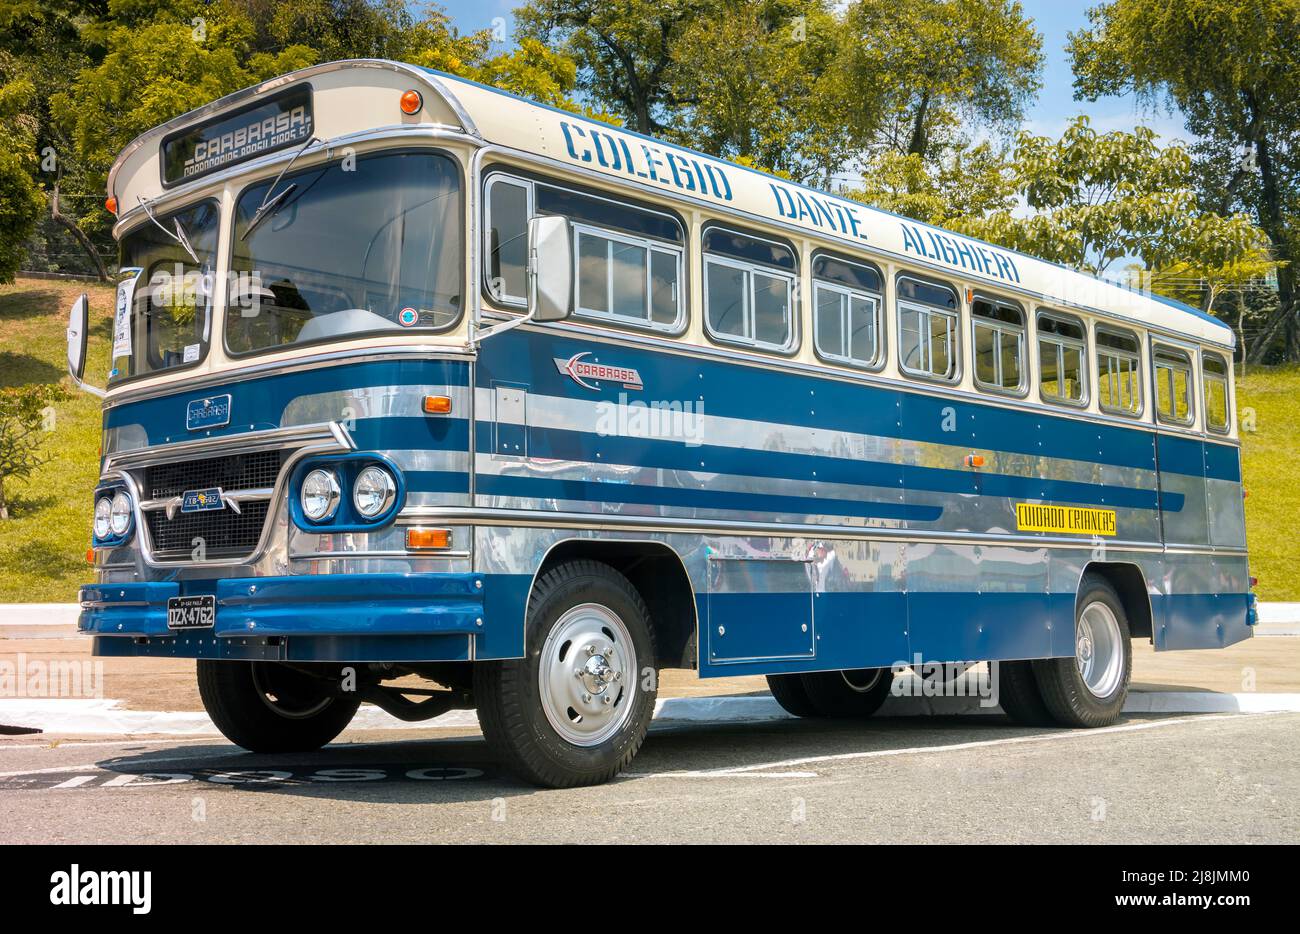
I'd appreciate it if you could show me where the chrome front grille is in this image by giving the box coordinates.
[144,450,285,500]
[139,450,286,561]
[144,501,271,559]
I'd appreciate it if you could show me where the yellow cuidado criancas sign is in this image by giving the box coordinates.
[1015,503,1116,537]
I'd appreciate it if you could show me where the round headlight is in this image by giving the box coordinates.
[353,465,396,518]
[93,497,112,540]
[300,469,340,522]
[109,491,132,536]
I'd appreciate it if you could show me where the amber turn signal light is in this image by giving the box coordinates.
[105,196,117,215]
[400,90,423,115]
[423,394,452,415]
[406,528,452,550]
[964,454,985,468]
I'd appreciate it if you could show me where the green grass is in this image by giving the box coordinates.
[1236,364,1300,602]
[0,277,116,601]
[0,277,1295,601]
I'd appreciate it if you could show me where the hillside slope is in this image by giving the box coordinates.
[0,277,1293,601]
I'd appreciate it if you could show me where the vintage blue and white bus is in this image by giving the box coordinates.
[69,60,1253,787]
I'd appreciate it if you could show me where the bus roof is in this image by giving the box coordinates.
[107,59,1234,349]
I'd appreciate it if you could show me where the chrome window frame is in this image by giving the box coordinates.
[1201,349,1232,435]
[701,224,799,355]
[571,223,685,331]
[1152,342,1197,428]
[811,252,884,371]
[223,146,468,360]
[1096,324,1144,419]
[1036,309,1089,409]
[483,173,534,307]
[896,274,960,384]
[970,294,1027,397]
[480,167,688,336]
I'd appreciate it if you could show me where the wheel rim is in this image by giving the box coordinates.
[1076,601,1124,699]
[538,603,637,747]
[840,668,885,693]
[251,664,334,719]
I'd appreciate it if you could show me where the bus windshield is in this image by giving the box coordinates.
[111,199,220,384]
[226,149,463,356]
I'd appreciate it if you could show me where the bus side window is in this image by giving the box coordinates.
[971,296,1025,394]
[1097,326,1143,417]
[897,275,959,382]
[811,253,883,369]
[1037,310,1087,407]
[485,176,531,306]
[1203,351,1230,433]
[1154,345,1195,426]
[702,226,797,352]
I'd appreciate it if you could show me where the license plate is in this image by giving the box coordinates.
[167,595,215,630]
[181,488,225,513]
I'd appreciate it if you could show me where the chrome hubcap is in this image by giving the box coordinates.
[1076,601,1123,699]
[539,603,637,746]
[841,668,885,693]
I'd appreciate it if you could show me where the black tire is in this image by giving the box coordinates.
[800,667,894,718]
[1033,574,1132,727]
[766,674,822,718]
[995,660,1055,727]
[196,661,359,753]
[474,560,657,788]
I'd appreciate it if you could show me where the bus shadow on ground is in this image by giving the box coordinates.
[78,712,1194,803]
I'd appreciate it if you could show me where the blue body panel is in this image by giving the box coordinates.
[87,319,1250,669]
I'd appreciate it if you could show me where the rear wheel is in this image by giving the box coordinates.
[995,660,1055,726]
[197,661,359,753]
[475,561,657,788]
[766,674,822,718]
[1033,574,1132,727]
[800,667,894,718]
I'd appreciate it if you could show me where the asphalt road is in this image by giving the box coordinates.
[2,711,1296,844]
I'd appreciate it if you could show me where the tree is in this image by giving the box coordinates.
[957,117,1263,279]
[517,0,721,134]
[1069,0,1300,362]
[665,1,853,185]
[843,141,1017,226]
[0,383,67,520]
[840,0,1044,161]
[0,53,45,283]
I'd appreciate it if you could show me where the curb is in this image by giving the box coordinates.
[3,690,1298,737]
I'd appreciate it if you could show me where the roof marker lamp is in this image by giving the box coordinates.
[301,468,341,522]
[353,465,397,519]
[400,90,423,115]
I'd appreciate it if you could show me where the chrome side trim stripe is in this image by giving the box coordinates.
[398,505,1246,555]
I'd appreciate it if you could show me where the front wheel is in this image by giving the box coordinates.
[1032,574,1132,727]
[197,661,360,753]
[475,561,657,787]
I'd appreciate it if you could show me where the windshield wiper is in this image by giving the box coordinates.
[137,195,200,264]
[241,135,318,240]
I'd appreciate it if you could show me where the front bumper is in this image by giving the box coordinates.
[79,573,528,662]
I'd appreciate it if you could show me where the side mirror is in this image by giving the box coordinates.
[527,214,572,323]
[66,293,105,398]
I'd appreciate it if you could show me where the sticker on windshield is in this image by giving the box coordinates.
[183,343,200,363]
[112,267,143,361]
[398,307,418,327]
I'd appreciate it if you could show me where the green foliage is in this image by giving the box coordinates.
[844,142,1017,225]
[1068,0,1300,360]
[956,116,1264,278]
[840,0,1044,159]
[0,382,69,519]
[0,53,45,283]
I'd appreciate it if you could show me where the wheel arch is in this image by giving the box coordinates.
[1078,561,1153,642]
[532,538,698,669]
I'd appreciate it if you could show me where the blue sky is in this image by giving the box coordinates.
[433,0,1185,143]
